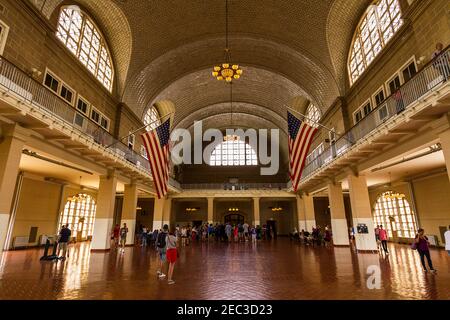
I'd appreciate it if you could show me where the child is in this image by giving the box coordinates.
[251,226,257,243]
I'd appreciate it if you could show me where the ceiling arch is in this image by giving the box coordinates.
[148,67,308,131]
[123,35,339,116]
[326,0,373,93]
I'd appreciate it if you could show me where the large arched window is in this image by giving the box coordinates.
[373,191,417,239]
[305,104,321,128]
[143,106,161,131]
[58,194,96,240]
[56,6,114,91]
[348,0,403,84]
[210,135,258,166]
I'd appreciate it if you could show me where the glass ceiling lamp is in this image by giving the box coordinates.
[212,0,243,83]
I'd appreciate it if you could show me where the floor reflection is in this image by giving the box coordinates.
[0,239,448,300]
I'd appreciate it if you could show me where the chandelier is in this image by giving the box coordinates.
[70,193,89,202]
[382,191,405,200]
[212,0,243,83]
[186,207,199,213]
[228,207,239,212]
[271,206,283,212]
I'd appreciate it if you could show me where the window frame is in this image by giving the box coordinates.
[209,135,258,167]
[75,94,91,116]
[143,105,161,132]
[0,19,10,55]
[348,0,403,85]
[372,85,386,107]
[59,82,76,106]
[353,98,372,125]
[385,56,416,95]
[90,106,110,131]
[55,6,115,92]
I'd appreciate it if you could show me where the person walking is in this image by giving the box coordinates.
[225,223,232,242]
[166,227,178,285]
[415,228,436,273]
[243,222,249,241]
[156,225,169,279]
[57,225,71,260]
[119,223,128,253]
[112,224,120,248]
[141,226,148,247]
[379,225,389,254]
[251,226,257,244]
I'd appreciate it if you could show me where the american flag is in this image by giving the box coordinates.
[288,111,318,192]
[141,119,171,199]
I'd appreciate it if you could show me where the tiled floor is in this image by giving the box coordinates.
[0,239,448,300]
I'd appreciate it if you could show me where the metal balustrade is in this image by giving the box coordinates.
[0,56,155,176]
[301,47,450,181]
[181,182,289,190]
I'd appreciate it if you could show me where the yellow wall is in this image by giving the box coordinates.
[11,177,97,248]
[12,177,61,247]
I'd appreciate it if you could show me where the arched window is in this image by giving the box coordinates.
[58,194,96,240]
[373,191,417,239]
[348,0,403,84]
[56,6,114,91]
[143,106,161,131]
[305,104,321,128]
[210,135,258,166]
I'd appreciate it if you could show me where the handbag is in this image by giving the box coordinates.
[411,242,417,250]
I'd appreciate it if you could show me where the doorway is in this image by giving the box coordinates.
[224,214,244,226]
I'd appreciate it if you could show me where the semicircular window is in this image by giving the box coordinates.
[348,0,403,85]
[210,135,258,166]
[56,6,114,91]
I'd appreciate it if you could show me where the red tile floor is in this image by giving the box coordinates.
[0,239,448,300]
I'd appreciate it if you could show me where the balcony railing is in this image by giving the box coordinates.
[181,182,289,191]
[0,56,152,174]
[302,47,450,181]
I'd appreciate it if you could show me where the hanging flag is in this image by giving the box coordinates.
[141,119,171,199]
[288,111,318,192]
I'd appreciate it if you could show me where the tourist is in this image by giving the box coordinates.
[375,225,380,243]
[238,223,244,242]
[119,223,128,253]
[256,225,262,240]
[431,42,449,81]
[141,226,148,247]
[379,225,388,254]
[233,224,239,242]
[57,225,71,260]
[111,224,120,248]
[414,228,436,273]
[324,226,332,247]
[166,227,178,285]
[445,225,450,256]
[251,225,257,243]
[225,223,232,242]
[156,224,169,278]
[243,222,249,241]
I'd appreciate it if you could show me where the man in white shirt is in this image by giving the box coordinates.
[444,225,450,256]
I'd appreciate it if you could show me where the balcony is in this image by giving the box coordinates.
[0,56,180,192]
[181,182,289,191]
[301,47,450,186]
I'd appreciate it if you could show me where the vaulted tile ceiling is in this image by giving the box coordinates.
[36,0,372,133]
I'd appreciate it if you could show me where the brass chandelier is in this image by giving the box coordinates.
[212,0,243,83]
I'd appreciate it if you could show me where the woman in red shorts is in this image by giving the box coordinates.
[166,228,178,285]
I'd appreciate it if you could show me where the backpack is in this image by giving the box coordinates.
[157,232,167,249]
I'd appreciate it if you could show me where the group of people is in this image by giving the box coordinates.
[176,222,277,245]
[290,225,333,247]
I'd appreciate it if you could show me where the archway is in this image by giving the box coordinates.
[58,193,96,242]
[372,191,418,240]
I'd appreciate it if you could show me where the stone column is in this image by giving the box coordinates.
[296,195,306,231]
[328,182,350,246]
[253,197,260,226]
[207,197,214,224]
[162,198,172,227]
[303,194,316,232]
[438,129,450,183]
[347,173,378,251]
[152,197,165,231]
[0,125,27,251]
[121,183,138,245]
[91,173,117,251]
